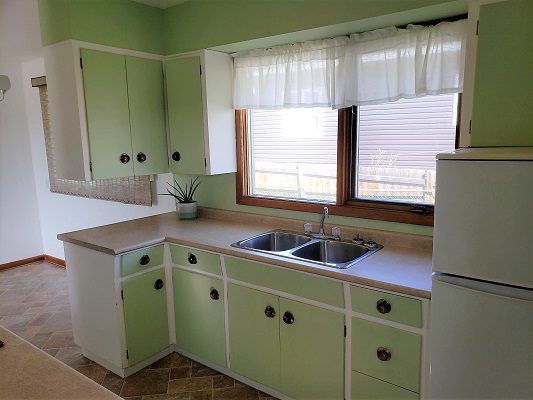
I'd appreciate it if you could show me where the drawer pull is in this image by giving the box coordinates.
[154,279,164,290]
[209,288,219,300]
[137,152,147,163]
[139,255,150,265]
[282,311,295,325]
[377,347,392,361]
[188,254,197,265]
[119,153,130,164]
[376,299,392,314]
[264,305,276,318]
[172,151,181,162]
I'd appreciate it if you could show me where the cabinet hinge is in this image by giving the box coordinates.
[89,161,93,172]
[476,20,479,35]
[126,350,129,359]
[80,58,83,69]
[469,120,472,134]
[121,290,123,300]
[204,158,207,168]
[199,64,202,75]
[344,325,347,337]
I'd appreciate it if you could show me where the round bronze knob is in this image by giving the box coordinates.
[282,311,295,325]
[119,153,130,164]
[209,288,219,300]
[154,279,164,290]
[376,299,392,314]
[139,255,150,265]
[264,305,276,318]
[188,254,197,265]
[137,152,147,163]
[377,347,392,361]
[172,151,181,161]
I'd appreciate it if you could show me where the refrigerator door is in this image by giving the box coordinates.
[433,160,533,288]
[430,274,533,399]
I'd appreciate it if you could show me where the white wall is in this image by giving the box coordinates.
[0,0,44,263]
[3,0,176,261]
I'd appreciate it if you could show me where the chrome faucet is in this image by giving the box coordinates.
[319,206,329,235]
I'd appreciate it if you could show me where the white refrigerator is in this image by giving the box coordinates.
[430,148,533,399]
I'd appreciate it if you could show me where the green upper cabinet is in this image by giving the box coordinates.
[44,42,168,181]
[122,268,170,366]
[165,50,236,175]
[173,268,226,367]
[126,56,168,176]
[470,0,533,146]
[166,56,206,175]
[81,49,133,179]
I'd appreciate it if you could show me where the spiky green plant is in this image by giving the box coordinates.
[160,176,201,203]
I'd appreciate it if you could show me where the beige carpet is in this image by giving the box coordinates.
[0,326,120,400]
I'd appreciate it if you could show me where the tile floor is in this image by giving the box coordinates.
[0,262,277,400]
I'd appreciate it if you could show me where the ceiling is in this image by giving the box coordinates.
[131,0,189,9]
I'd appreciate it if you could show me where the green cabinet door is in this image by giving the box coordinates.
[81,49,133,179]
[173,268,226,366]
[471,0,533,146]
[126,56,168,176]
[122,268,169,366]
[228,284,281,390]
[279,298,344,400]
[166,56,206,175]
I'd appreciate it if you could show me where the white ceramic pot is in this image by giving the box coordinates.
[176,201,198,220]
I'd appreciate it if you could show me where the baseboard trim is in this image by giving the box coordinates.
[0,254,66,271]
[44,255,66,267]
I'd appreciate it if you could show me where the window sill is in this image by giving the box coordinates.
[237,195,434,226]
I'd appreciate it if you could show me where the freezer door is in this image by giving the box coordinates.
[429,274,533,399]
[433,160,533,288]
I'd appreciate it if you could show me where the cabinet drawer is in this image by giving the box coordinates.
[351,371,418,400]
[351,285,421,327]
[224,257,343,308]
[352,317,421,393]
[169,244,222,275]
[121,245,164,277]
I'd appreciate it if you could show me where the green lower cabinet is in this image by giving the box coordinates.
[352,317,421,393]
[122,268,169,366]
[173,268,226,366]
[351,371,419,400]
[228,284,281,390]
[280,298,344,400]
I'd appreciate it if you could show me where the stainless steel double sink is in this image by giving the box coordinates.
[231,230,382,269]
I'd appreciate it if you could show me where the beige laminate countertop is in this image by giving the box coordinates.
[0,327,120,400]
[58,211,432,299]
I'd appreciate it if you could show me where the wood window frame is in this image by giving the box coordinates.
[235,99,460,226]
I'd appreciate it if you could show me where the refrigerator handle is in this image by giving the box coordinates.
[433,273,533,302]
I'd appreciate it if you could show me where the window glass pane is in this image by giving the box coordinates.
[356,94,457,205]
[249,108,338,203]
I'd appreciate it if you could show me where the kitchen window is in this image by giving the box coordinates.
[234,18,467,225]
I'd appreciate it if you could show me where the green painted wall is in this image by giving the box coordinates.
[163,0,464,54]
[38,0,165,54]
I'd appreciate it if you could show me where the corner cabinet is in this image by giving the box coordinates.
[44,41,168,181]
[165,50,236,175]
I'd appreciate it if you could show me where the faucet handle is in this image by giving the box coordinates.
[304,223,313,235]
[332,226,341,240]
[352,233,365,246]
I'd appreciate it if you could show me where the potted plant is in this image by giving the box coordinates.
[161,176,201,220]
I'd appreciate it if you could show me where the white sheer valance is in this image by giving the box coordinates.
[233,19,467,109]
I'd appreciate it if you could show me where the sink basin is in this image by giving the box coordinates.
[236,231,311,252]
[291,240,368,268]
[231,230,381,269]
